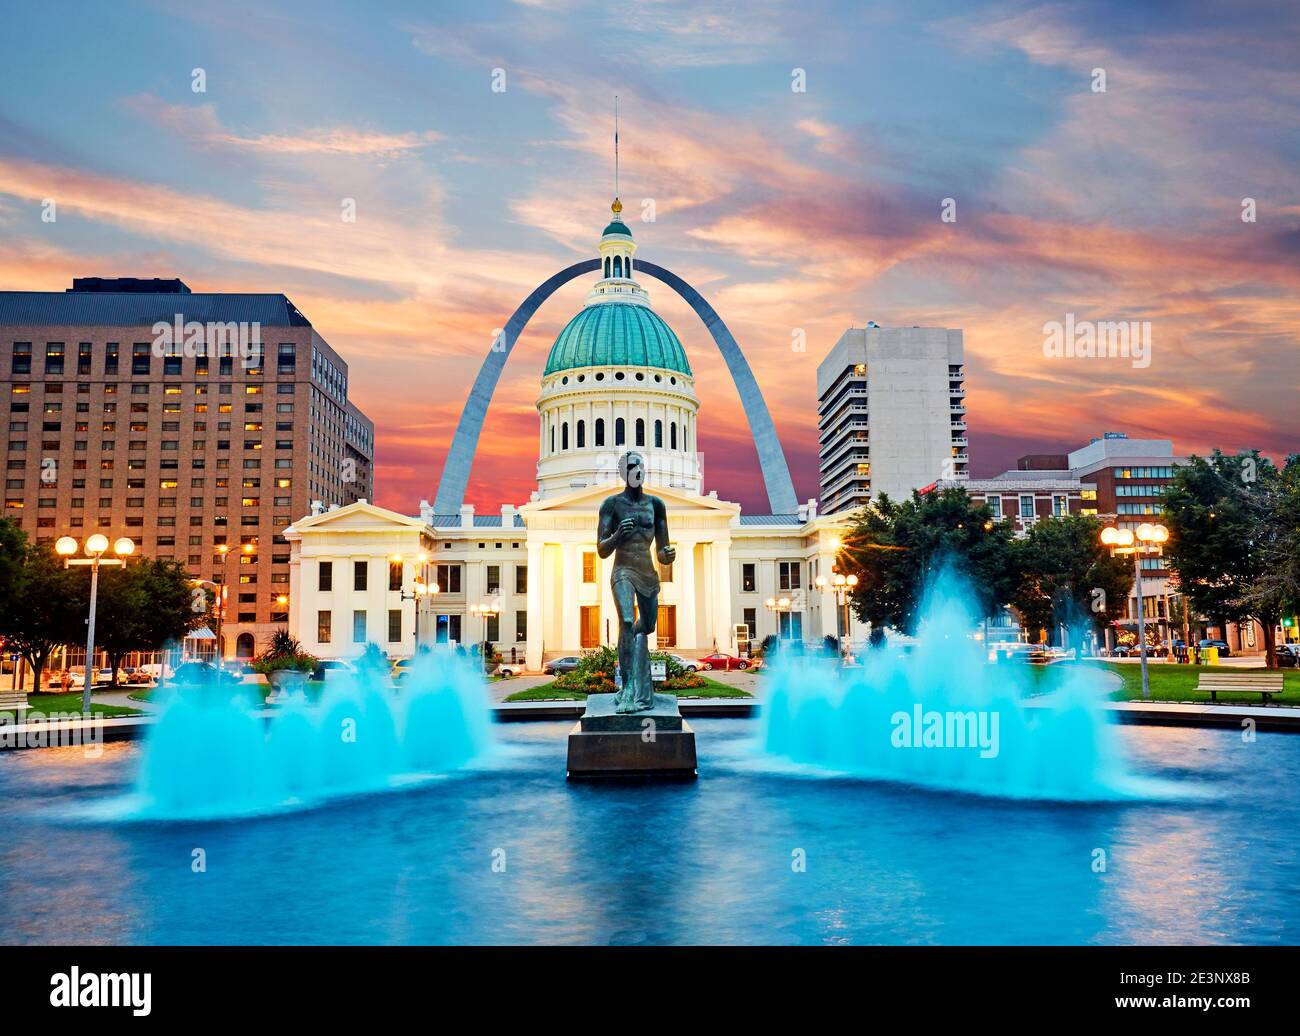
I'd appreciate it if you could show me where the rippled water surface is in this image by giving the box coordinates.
[1,719,1297,945]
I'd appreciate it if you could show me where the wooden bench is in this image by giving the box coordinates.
[1196,672,1285,703]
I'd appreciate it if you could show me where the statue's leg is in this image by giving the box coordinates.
[634,589,659,707]
[611,578,637,709]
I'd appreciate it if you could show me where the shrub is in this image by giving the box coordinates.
[252,626,317,675]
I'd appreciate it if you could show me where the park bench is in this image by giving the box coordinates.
[0,690,29,717]
[1195,671,1285,703]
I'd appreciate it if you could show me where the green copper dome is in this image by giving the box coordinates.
[544,302,691,377]
[601,220,633,237]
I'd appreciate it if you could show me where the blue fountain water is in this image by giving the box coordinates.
[131,651,493,819]
[760,569,1138,800]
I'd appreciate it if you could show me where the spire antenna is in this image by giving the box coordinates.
[613,95,620,201]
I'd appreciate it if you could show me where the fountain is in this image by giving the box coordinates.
[759,568,1135,800]
[130,650,492,819]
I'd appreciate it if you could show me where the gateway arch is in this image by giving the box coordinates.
[432,257,799,516]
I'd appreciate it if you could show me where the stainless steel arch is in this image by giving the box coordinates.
[432,258,799,516]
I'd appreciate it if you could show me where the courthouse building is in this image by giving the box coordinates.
[285,202,861,668]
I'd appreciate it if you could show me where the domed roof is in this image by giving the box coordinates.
[601,220,633,237]
[544,302,691,377]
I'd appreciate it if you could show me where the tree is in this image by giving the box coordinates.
[1162,449,1285,667]
[1009,514,1133,645]
[1254,455,1300,622]
[840,488,1017,635]
[0,536,86,693]
[91,558,198,686]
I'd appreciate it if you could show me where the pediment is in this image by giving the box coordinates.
[285,501,430,536]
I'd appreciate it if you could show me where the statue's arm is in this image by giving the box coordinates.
[596,499,621,559]
[653,497,675,564]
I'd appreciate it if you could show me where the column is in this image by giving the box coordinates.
[561,541,580,651]
[525,540,544,671]
[712,537,732,650]
[677,539,697,650]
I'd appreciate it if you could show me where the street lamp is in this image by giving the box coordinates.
[765,596,793,641]
[815,571,859,660]
[469,601,501,647]
[56,534,134,713]
[396,552,439,647]
[1101,522,1168,699]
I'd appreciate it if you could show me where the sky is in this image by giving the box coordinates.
[1,0,1297,514]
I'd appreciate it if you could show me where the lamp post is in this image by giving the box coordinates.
[469,601,501,648]
[397,553,439,648]
[1101,522,1169,699]
[765,596,792,641]
[815,571,859,661]
[56,534,135,713]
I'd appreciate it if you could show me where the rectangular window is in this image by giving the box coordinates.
[515,610,527,642]
[11,343,31,375]
[352,610,367,643]
[486,564,500,596]
[388,609,402,643]
[485,613,500,642]
[131,343,151,375]
[741,563,756,592]
[1052,494,1069,517]
[319,560,333,591]
[987,496,1003,519]
[1019,495,1035,520]
[44,342,64,375]
[354,559,368,591]
[778,561,801,591]
[743,608,757,641]
[582,552,596,583]
[436,563,462,593]
[317,610,332,643]
[388,559,402,591]
[515,564,527,594]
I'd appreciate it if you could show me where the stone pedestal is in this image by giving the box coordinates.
[566,692,697,779]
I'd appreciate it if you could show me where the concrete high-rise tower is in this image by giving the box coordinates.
[817,324,967,513]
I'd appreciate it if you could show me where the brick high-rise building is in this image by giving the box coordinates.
[0,277,374,662]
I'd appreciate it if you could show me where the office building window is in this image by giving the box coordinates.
[317,610,332,643]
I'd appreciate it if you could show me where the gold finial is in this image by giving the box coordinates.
[611,198,623,214]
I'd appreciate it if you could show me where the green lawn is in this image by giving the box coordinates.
[1094,661,1300,704]
[504,676,752,702]
[1,691,143,721]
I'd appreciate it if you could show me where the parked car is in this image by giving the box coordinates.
[493,663,521,678]
[390,657,416,684]
[697,652,750,671]
[171,661,242,687]
[543,656,582,676]
[1198,638,1231,657]
[314,658,357,682]
[1276,644,1300,669]
[139,662,174,682]
[666,654,698,673]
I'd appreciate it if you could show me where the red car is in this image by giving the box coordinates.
[697,652,750,671]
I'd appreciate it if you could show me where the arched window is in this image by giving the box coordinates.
[604,256,611,278]
[562,422,569,450]
[626,257,632,276]
[670,422,677,450]
[550,424,555,453]
[635,418,645,446]
[576,419,585,448]
[236,632,255,659]
[615,417,625,445]
[595,418,605,447]
[654,419,663,448]
[613,255,623,278]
